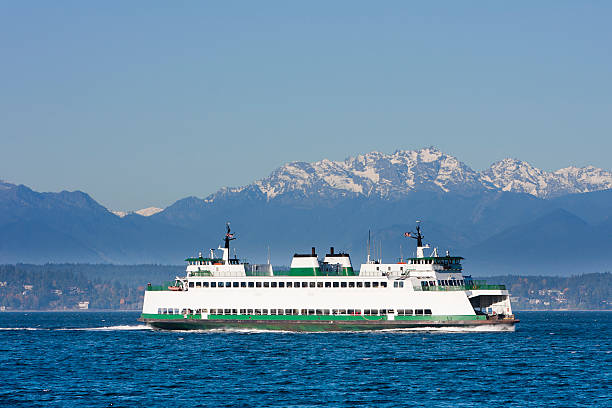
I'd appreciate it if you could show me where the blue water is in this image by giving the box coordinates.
[0,312,610,407]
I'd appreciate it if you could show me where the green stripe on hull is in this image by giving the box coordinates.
[140,313,484,321]
[396,315,486,321]
[139,316,517,331]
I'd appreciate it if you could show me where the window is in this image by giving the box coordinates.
[224,309,231,314]
[338,309,346,315]
[255,309,261,315]
[301,309,307,315]
[211,282,217,288]
[232,309,237,315]
[218,282,224,288]
[233,282,239,288]
[325,282,331,288]
[308,309,315,315]
[424,309,432,315]
[248,282,254,288]
[279,282,285,288]
[373,282,379,288]
[256,282,262,288]
[247,309,253,314]
[376,267,379,271]
[262,309,268,315]
[394,281,399,288]
[323,309,330,315]
[357,282,363,288]
[270,309,277,315]
[341,282,347,288]
[277,309,284,315]
[264,282,269,288]
[415,309,424,315]
[349,282,355,288]
[196,282,202,288]
[241,282,247,288]
[381,282,387,288]
[302,282,308,287]
[203,282,209,287]
[316,309,322,315]
[317,282,323,288]
[309,282,315,288]
[333,282,339,288]
[271,282,277,288]
[285,309,293,315]
[240,309,246,314]
[189,282,194,288]
[405,309,413,316]
[397,310,404,316]
[347,309,355,315]
[379,309,387,315]
[286,282,293,288]
[226,282,231,287]
[365,282,371,288]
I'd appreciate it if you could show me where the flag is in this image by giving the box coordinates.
[404,232,411,237]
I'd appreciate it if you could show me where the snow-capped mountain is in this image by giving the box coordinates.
[112,207,164,218]
[206,147,612,202]
[482,159,612,198]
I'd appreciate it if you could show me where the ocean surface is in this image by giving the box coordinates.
[0,311,610,407]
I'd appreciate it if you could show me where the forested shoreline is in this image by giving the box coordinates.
[0,264,609,311]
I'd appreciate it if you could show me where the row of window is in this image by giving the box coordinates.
[187,280,392,289]
[420,279,466,287]
[157,308,433,316]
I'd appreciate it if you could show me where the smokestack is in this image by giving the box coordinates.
[311,247,316,256]
[330,247,334,255]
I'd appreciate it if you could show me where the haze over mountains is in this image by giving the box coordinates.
[1,147,611,275]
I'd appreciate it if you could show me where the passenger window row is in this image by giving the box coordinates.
[187,281,390,288]
[157,308,433,316]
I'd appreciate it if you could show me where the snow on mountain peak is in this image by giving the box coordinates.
[483,159,612,198]
[112,207,164,217]
[204,148,612,203]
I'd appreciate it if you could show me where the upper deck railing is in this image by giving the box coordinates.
[417,281,506,291]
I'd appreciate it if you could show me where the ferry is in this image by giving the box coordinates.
[139,223,518,331]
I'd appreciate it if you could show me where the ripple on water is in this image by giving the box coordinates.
[0,311,610,407]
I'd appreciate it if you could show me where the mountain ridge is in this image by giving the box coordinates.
[1,148,611,274]
[202,147,612,205]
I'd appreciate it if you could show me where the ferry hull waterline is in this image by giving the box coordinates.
[139,223,518,331]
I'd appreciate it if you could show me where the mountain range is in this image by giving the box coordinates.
[1,147,611,276]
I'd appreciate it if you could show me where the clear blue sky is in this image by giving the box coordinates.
[1,2,610,210]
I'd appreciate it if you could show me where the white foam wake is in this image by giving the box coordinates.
[57,325,152,331]
[374,325,516,333]
[0,327,48,331]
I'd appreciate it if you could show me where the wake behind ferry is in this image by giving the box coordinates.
[139,223,518,331]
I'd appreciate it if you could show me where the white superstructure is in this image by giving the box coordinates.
[140,223,516,330]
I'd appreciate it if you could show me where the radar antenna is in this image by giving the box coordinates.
[410,221,424,248]
[224,222,236,252]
